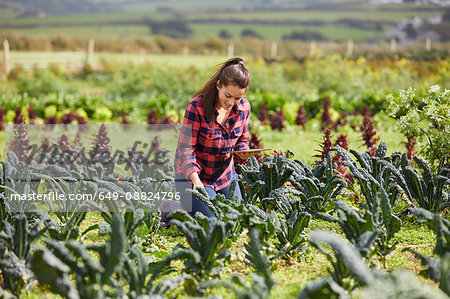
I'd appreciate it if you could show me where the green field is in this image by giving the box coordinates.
[185,9,438,22]
[4,25,151,38]
[0,0,446,41]
[190,23,386,41]
[1,23,386,41]
[0,11,167,26]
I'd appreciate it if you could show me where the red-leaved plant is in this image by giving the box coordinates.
[61,111,76,125]
[321,96,335,130]
[45,115,58,130]
[14,108,24,125]
[334,112,348,130]
[295,105,307,131]
[41,138,51,154]
[147,109,159,128]
[258,102,269,125]
[333,133,353,183]
[360,106,379,157]
[10,113,31,162]
[121,109,130,130]
[57,134,74,155]
[334,133,349,152]
[270,110,285,131]
[76,114,88,132]
[314,129,332,165]
[28,104,37,124]
[74,130,83,150]
[90,123,111,163]
[0,109,4,131]
[403,134,417,160]
[60,110,87,132]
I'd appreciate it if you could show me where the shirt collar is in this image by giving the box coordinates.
[235,98,245,112]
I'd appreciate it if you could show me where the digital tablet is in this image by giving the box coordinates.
[221,148,273,154]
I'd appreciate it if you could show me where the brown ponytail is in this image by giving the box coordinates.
[194,57,250,125]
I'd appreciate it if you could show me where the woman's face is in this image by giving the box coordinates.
[216,81,247,111]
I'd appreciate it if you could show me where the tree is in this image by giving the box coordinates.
[219,29,232,39]
[150,20,193,39]
[241,29,263,39]
[282,30,328,41]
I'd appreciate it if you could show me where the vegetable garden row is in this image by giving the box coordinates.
[0,116,449,298]
[0,54,449,298]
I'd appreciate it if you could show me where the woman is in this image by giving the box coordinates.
[173,57,259,218]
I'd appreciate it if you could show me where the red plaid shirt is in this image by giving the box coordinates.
[174,96,250,190]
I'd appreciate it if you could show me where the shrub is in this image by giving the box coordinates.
[387,86,449,168]
[295,105,307,130]
[270,110,285,131]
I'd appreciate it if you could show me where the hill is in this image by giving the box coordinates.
[0,0,448,42]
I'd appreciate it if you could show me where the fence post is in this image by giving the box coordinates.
[139,49,145,64]
[227,43,234,58]
[347,39,354,57]
[390,38,396,53]
[3,39,10,78]
[87,38,95,66]
[271,41,278,60]
[309,40,316,56]
[425,37,431,52]
[182,46,189,66]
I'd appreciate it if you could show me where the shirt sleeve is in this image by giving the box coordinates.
[233,102,250,153]
[177,102,201,180]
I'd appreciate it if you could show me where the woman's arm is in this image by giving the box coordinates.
[177,102,201,180]
[233,99,251,159]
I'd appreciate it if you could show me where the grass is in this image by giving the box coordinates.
[2,51,230,72]
[92,52,229,67]
[191,23,386,41]
[41,212,434,299]
[0,11,168,26]
[185,9,439,23]
[22,211,431,299]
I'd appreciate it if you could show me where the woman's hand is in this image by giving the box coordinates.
[189,172,204,190]
[236,150,262,161]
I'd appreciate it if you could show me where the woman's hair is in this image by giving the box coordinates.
[194,57,250,124]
